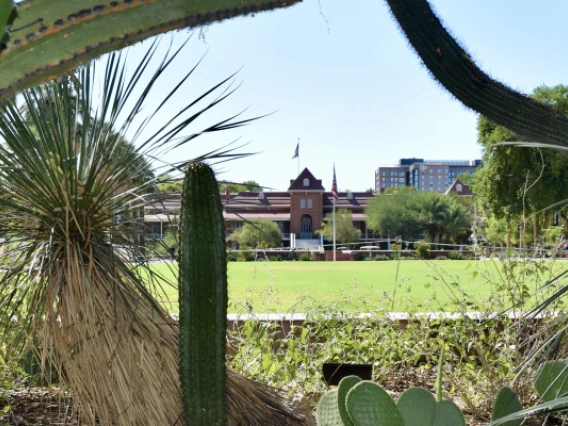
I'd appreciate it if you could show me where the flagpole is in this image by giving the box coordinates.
[297,137,300,175]
[333,162,336,262]
[333,197,336,262]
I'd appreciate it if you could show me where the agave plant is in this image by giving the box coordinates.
[0,41,308,426]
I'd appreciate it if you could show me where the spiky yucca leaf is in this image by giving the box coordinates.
[0,41,312,426]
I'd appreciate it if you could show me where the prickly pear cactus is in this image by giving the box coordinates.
[0,0,301,99]
[432,400,465,426]
[316,381,467,426]
[337,376,361,426]
[535,360,568,403]
[491,386,522,426]
[346,381,404,426]
[396,387,436,426]
[178,162,227,425]
[316,389,343,426]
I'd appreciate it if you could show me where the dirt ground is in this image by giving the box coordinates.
[0,371,559,425]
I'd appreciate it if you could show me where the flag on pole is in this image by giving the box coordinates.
[332,164,339,201]
[292,143,299,159]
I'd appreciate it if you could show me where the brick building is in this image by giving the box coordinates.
[375,158,481,193]
[144,168,375,248]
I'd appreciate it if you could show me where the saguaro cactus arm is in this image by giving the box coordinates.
[0,0,301,98]
[385,0,568,148]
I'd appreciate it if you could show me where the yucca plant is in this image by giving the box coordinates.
[0,41,309,425]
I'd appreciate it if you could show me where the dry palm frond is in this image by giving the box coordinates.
[0,40,312,426]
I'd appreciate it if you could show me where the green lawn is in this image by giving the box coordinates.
[146,259,568,313]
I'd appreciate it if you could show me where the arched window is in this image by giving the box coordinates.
[347,192,353,200]
[307,199,313,208]
[258,192,265,199]
[456,184,463,192]
[303,178,309,186]
[300,199,306,208]
[301,215,312,238]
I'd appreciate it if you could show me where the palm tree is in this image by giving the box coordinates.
[421,193,449,247]
[0,44,307,426]
[441,203,472,244]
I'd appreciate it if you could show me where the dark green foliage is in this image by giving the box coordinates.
[178,162,227,426]
[415,242,429,259]
[298,252,312,261]
[365,188,424,240]
[448,250,463,260]
[385,0,568,148]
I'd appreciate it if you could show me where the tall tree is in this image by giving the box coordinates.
[474,85,568,246]
[441,202,472,244]
[365,187,424,240]
[420,193,450,246]
[316,209,361,245]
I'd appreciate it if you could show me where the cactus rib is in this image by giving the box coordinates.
[178,162,227,425]
[385,0,568,148]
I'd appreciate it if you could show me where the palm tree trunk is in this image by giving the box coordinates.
[533,213,540,246]
[506,215,512,248]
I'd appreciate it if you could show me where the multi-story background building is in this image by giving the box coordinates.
[375,158,481,193]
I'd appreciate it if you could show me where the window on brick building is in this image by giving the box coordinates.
[303,178,309,186]
[307,199,313,208]
[300,199,306,208]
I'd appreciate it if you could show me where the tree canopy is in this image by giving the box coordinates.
[473,84,568,246]
[365,187,424,240]
[316,209,361,245]
[219,180,262,193]
[365,188,472,244]
[227,219,282,249]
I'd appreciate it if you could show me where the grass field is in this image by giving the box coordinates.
[144,259,568,313]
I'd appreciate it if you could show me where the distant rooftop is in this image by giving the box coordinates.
[394,158,481,167]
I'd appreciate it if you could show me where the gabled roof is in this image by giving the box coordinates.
[288,168,325,191]
[322,192,374,208]
[444,179,473,196]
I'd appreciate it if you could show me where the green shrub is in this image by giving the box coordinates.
[298,252,312,261]
[448,250,464,260]
[390,243,401,251]
[416,242,429,259]
[269,255,281,262]
[236,251,255,262]
[374,254,390,261]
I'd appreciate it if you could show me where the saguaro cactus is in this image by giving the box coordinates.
[0,0,301,98]
[385,0,568,148]
[178,162,227,425]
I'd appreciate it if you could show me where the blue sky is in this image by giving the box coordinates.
[120,0,568,191]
